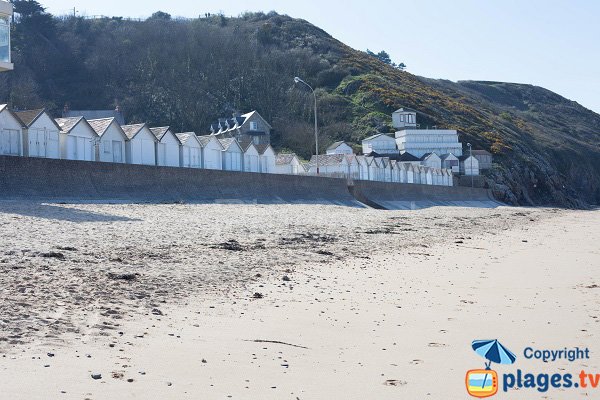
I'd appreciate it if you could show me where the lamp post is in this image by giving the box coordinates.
[467,142,473,188]
[294,77,319,175]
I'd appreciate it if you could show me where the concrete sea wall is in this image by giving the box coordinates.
[0,156,501,209]
[0,156,361,206]
[350,180,501,209]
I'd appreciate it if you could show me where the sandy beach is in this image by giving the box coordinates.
[0,202,598,399]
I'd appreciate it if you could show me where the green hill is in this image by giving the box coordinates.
[1,5,598,207]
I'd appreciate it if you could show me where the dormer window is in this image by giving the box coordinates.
[249,121,258,131]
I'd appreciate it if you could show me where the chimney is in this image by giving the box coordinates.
[232,111,242,118]
[63,103,70,117]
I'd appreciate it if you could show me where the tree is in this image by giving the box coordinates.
[366,48,406,70]
[11,0,45,19]
[148,11,171,21]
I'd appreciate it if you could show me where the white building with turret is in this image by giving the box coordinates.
[392,108,463,158]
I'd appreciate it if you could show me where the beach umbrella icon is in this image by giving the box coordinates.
[472,339,517,368]
[471,339,516,391]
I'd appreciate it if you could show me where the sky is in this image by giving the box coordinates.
[38,0,600,113]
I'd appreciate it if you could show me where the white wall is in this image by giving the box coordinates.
[362,135,397,155]
[259,147,276,174]
[223,145,242,171]
[126,127,156,166]
[27,113,60,159]
[203,139,222,170]
[395,129,463,158]
[0,110,23,156]
[98,123,126,163]
[181,139,202,168]
[157,131,180,167]
[244,146,260,173]
[61,122,96,161]
[327,143,353,155]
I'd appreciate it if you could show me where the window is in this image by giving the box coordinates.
[249,121,258,131]
[0,15,9,63]
[103,141,111,153]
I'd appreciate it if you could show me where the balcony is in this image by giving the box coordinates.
[0,1,12,72]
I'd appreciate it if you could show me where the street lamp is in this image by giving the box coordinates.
[467,142,473,188]
[294,76,319,175]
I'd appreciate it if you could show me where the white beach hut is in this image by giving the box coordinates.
[14,109,60,159]
[55,117,98,161]
[121,123,158,166]
[219,138,243,171]
[257,144,276,174]
[0,104,24,156]
[346,154,360,180]
[356,155,370,181]
[243,143,260,173]
[151,126,181,167]
[274,153,304,175]
[88,118,127,163]
[198,135,223,170]
[175,132,202,168]
[406,164,415,184]
[420,152,442,169]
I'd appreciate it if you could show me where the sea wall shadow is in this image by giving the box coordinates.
[0,202,140,223]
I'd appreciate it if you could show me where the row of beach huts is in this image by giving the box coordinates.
[0,105,488,187]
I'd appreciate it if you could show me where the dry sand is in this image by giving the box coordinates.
[0,202,598,399]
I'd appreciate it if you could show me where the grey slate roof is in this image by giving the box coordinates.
[88,118,116,136]
[255,144,272,155]
[14,109,45,127]
[275,153,297,165]
[55,117,83,133]
[218,138,239,151]
[121,123,146,140]
[64,110,125,125]
[197,134,222,148]
[150,126,170,141]
[175,132,197,145]
[307,153,347,167]
[471,149,492,156]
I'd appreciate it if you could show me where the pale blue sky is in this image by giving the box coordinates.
[39,0,600,113]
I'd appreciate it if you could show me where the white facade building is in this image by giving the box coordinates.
[55,117,97,161]
[151,127,181,167]
[0,1,13,72]
[14,109,60,159]
[361,133,398,155]
[395,129,463,158]
[391,108,418,130]
[175,132,202,168]
[326,141,353,155]
[122,123,157,166]
[88,118,127,163]
[0,104,23,156]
